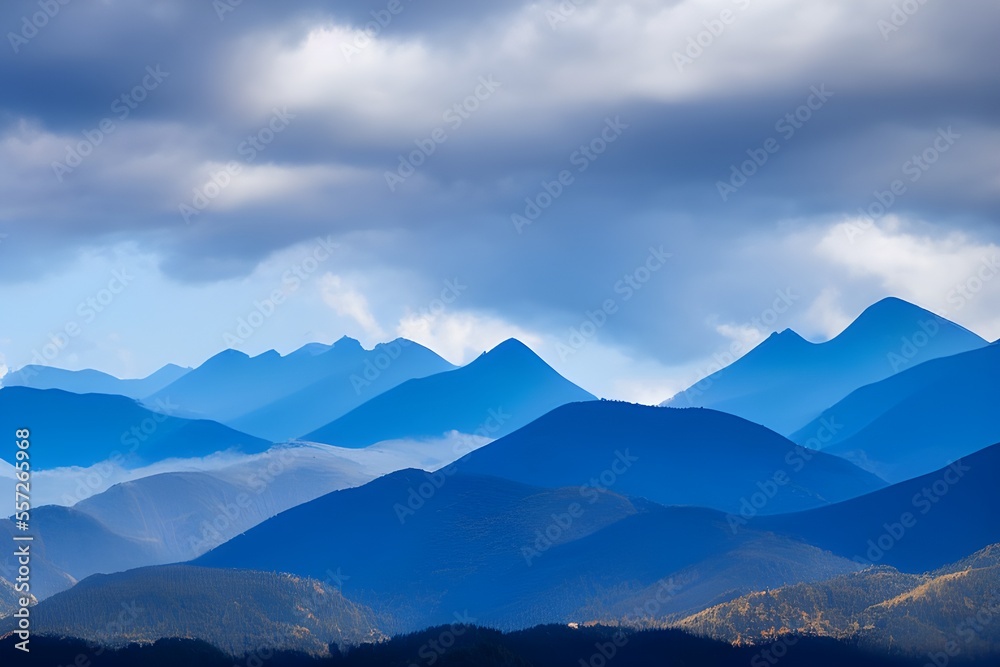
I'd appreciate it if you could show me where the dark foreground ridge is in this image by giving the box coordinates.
[4,624,997,667]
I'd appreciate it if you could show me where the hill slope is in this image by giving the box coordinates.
[681,544,1000,658]
[757,443,1000,572]
[0,565,384,656]
[452,401,885,515]
[792,344,1000,482]
[195,469,860,631]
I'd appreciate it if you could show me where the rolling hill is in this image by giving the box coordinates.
[757,443,1000,572]
[194,469,861,632]
[0,505,161,599]
[302,339,596,447]
[451,401,885,515]
[0,565,384,656]
[681,543,1000,657]
[662,297,986,435]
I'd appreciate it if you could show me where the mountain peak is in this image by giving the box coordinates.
[205,348,251,364]
[332,335,364,350]
[485,338,535,358]
[839,297,933,335]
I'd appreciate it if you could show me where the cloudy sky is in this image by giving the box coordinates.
[1,0,998,402]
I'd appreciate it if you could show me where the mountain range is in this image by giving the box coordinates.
[791,343,1000,482]
[302,339,596,447]
[662,297,987,435]
[0,387,271,469]
[681,543,1000,657]
[452,400,885,514]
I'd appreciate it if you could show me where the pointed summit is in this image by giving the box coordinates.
[663,296,987,434]
[302,339,594,447]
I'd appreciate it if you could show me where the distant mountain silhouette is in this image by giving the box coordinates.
[452,401,884,514]
[0,387,271,469]
[663,297,986,434]
[229,338,455,441]
[72,448,373,564]
[0,505,160,599]
[0,565,384,656]
[2,363,189,398]
[791,343,1000,482]
[194,469,860,632]
[302,339,595,447]
[143,338,454,441]
[757,443,1000,572]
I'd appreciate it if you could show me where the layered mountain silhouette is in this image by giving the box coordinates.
[144,337,454,441]
[229,338,454,441]
[302,339,595,447]
[0,387,270,469]
[0,505,160,599]
[452,401,884,514]
[0,565,384,656]
[791,343,1000,482]
[681,543,1000,657]
[194,469,861,632]
[757,443,1000,572]
[1,363,189,399]
[72,449,372,564]
[663,297,986,434]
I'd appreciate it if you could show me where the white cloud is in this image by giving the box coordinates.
[816,216,1000,340]
[320,274,386,342]
[396,309,544,365]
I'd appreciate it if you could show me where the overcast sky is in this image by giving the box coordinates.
[1,0,998,402]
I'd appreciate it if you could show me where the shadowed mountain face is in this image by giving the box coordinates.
[681,543,1000,658]
[757,443,1000,573]
[0,565,385,656]
[663,298,986,435]
[194,469,861,632]
[1,363,190,398]
[145,337,455,440]
[302,339,596,448]
[0,387,271,469]
[792,344,1000,482]
[451,401,885,515]
[0,505,161,600]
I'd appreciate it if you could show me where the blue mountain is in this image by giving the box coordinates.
[302,338,596,447]
[0,387,271,469]
[1,505,161,599]
[662,297,986,435]
[229,338,455,441]
[791,343,1000,482]
[194,469,858,631]
[145,337,454,441]
[2,363,189,398]
[758,442,1000,572]
[451,401,885,514]
[0,565,384,655]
